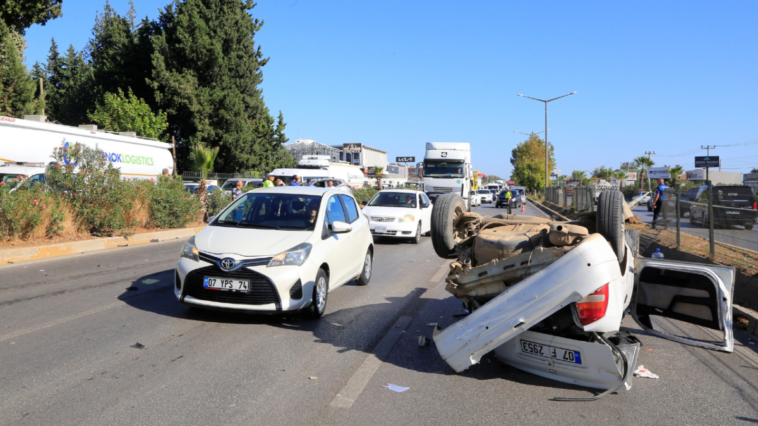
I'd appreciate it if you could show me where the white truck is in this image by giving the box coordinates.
[421,142,473,210]
[269,155,365,188]
[0,115,174,182]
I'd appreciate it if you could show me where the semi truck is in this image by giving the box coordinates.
[0,115,174,182]
[421,142,473,210]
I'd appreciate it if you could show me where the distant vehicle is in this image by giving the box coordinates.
[0,162,48,190]
[220,178,263,193]
[1,115,174,181]
[184,182,220,194]
[312,178,353,193]
[362,190,433,244]
[496,186,526,209]
[269,155,365,189]
[679,187,701,217]
[476,189,494,204]
[176,187,374,319]
[469,191,481,207]
[422,142,473,211]
[689,185,757,230]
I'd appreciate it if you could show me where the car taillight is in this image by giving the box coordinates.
[754,202,757,210]
[575,284,609,326]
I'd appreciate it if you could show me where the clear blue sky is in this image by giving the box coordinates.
[23,0,758,177]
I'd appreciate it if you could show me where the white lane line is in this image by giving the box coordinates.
[429,260,452,283]
[0,300,122,342]
[330,315,413,409]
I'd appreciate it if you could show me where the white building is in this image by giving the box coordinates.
[684,169,744,185]
[333,143,388,170]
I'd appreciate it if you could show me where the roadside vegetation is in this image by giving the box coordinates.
[0,144,201,244]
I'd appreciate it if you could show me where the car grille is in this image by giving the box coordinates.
[371,216,396,222]
[432,187,453,192]
[183,265,280,309]
[372,230,398,236]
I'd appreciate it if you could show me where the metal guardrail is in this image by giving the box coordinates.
[181,171,262,180]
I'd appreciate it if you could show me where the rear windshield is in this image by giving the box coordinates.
[714,187,756,201]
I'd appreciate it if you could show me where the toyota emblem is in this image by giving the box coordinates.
[220,258,236,270]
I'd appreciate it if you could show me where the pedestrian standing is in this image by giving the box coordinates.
[306,178,314,186]
[263,173,275,188]
[275,178,284,187]
[652,178,670,229]
[232,180,244,200]
[504,188,513,214]
[290,175,300,186]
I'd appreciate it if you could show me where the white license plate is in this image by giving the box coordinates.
[204,276,250,291]
[520,339,582,364]
[375,226,387,233]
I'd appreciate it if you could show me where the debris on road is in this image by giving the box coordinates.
[634,365,659,379]
[382,384,409,393]
[130,343,145,349]
[418,336,430,346]
[308,376,318,380]
[426,323,438,327]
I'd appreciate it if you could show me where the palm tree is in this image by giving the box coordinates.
[374,167,384,190]
[615,171,627,187]
[190,143,220,213]
[668,165,684,186]
[634,156,655,191]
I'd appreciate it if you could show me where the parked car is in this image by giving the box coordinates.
[469,191,481,207]
[175,187,374,319]
[184,182,220,194]
[475,189,494,204]
[429,191,734,395]
[495,187,525,209]
[362,189,433,244]
[689,185,758,230]
[679,187,701,217]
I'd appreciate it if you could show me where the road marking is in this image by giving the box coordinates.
[330,315,412,409]
[429,260,452,283]
[0,300,122,342]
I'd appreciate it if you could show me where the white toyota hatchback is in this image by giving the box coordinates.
[362,190,433,244]
[175,187,374,319]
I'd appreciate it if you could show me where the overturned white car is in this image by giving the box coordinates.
[429,191,734,399]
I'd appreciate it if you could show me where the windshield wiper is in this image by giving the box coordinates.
[238,223,282,230]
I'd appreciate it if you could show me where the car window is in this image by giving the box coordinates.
[340,195,360,223]
[326,195,348,224]
[421,193,430,206]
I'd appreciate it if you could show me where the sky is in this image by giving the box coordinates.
[22,0,758,178]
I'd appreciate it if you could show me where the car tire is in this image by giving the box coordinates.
[431,193,466,259]
[355,249,372,286]
[746,224,754,230]
[597,190,626,263]
[412,222,421,244]
[624,229,640,259]
[304,269,329,319]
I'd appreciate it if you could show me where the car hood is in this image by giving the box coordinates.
[363,206,416,218]
[195,226,312,257]
[433,234,622,373]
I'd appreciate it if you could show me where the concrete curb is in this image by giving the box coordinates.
[0,226,205,265]
[734,304,758,337]
[526,198,571,221]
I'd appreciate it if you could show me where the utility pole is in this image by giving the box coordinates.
[39,78,45,117]
[701,145,716,181]
[171,136,177,177]
[645,151,655,191]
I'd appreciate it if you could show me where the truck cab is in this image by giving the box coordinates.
[422,142,473,210]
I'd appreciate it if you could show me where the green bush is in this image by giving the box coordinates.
[0,182,43,239]
[621,184,640,199]
[150,177,202,228]
[353,187,378,204]
[206,187,233,218]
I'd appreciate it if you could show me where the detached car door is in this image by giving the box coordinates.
[632,259,735,352]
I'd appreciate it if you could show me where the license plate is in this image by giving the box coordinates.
[204,276,250,291]
[725,211,741,215]
[520,339,582,364]
[375,226,387,233]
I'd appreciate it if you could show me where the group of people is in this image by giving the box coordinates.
[228,174,337,200]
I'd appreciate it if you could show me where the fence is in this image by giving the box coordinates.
[545,186,594,213]
[181,171,262,180]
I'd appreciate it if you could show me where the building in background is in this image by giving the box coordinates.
[744,173,758,190]
[334,143,388,170]
[685,169,744,185]
[284,139,342,163]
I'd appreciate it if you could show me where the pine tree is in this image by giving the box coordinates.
[149,0,287,173]
[0,22,39,117]
[45,44,94,124]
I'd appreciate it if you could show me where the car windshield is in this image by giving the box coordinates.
[477,190,490,194]
[422,161,464,178]
[214,193,323,230]
[368,192,417,208]
[0,173,25,184]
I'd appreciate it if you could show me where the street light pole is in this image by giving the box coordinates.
[518,92,576,189]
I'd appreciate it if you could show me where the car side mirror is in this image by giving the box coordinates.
[421,203,429,209]
[331,221,352,233]
[360,200,368,206]
[205,215,216,224]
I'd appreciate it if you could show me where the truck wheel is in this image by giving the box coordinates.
[597,190,626,263]
[746,224,754,230]
[431,193,466,259]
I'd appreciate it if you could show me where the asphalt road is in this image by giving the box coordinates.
[1,202,757,426]
[630,205,758,252]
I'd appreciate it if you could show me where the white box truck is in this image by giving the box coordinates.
[0,115,174,183]
[422,142,473,210]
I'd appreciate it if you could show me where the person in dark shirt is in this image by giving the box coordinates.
[652,178,670,229]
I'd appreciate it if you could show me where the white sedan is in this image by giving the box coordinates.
[362,190,433,244]
[175,187,374,319]
[475,189,494,203]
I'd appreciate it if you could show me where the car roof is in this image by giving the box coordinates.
[376,189,424,194]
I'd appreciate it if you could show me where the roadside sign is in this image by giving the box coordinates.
[344,143,362,153]
[508,180,515,185]
[396,156,415,162]
[695,156,719,168]
[743,173,758,182]
[648,167,671,179]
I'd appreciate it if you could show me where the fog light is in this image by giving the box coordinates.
[289,280,303,300]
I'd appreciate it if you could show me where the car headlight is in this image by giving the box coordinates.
[398,214,415,223]
[268,243,312,267]
[180,236,199,262]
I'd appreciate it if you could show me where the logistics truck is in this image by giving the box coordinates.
[422,142,473,210]
[0,115,174,183]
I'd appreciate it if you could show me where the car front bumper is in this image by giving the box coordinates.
[369,220,418,237]
[174,257,317,313]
